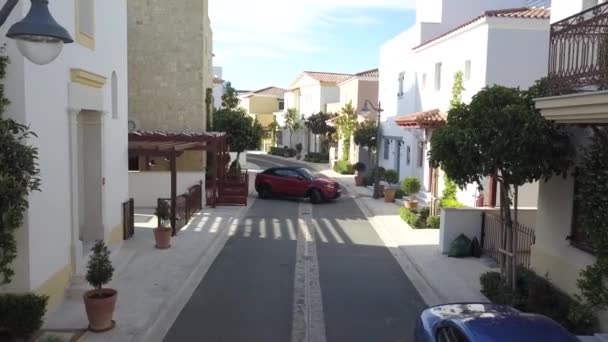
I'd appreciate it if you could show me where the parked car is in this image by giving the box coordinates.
[415,303,579,342]
[255,167,340,204]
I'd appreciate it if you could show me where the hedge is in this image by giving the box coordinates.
[304,152,329,163]
[269,147,296,158]
[333,160,354,175]
[0,293,48,339]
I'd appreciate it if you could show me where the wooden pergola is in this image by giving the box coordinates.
[128,130,229,234]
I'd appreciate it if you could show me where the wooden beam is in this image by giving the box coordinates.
[173,142,204,151]
[170,151,177,236]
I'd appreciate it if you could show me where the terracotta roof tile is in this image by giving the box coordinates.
[355,68,379,78]
[395,109,446,129]
[251,86,287,96]
[303,71,354,84]
[413,7,550,50]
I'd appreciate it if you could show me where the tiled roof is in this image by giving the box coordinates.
[303,71,354,84]
[250,86,287,97]
[413,7,550,50]
[355,68,379,78]
[395,109,446,129]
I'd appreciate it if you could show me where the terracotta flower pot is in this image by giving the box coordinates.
[405,199,418,210]
[384,188,396,202]
[378,184,385,197]
[154,227,172,249]
[354,175,364,186]
[84,288,117,332]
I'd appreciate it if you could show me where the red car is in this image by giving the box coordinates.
[255,167,341,204]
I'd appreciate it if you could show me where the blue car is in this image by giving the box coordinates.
[415,303,580,342]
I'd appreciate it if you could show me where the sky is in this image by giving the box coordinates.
[210,0,417,91]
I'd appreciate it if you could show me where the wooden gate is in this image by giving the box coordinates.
[122,198,135,240]
[480,212,535,268]
[216,170,249,206]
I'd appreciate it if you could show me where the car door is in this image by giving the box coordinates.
[271,169,291,195]
[277,169,307,196]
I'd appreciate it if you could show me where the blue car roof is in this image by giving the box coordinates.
[421,303,579,342]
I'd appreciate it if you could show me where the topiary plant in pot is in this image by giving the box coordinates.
[353,162,366,186]
[383,170,399,202]
[402,177,421,209]
[154,200,172,249]
[295,143,303,160]
[84,240,116,332]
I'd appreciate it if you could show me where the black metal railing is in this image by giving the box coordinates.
[157,182,203,235]
[481,212,536,268]
[548,2,608,95]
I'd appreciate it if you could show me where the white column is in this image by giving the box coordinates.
[67,108,84,274]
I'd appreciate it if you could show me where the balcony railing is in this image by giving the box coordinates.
[548,2,608,96]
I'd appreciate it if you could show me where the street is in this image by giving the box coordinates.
[163,154,426,342]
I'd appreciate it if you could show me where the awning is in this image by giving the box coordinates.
[395,109,446,129]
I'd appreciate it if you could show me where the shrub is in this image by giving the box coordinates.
[269,147,297,157]
[353,162,366,173]
[427,215,440,229]
[384,170,399,186]
[295,143,303,153]
[86,240,114,297]
[373,166,386,181]
[480,269,597,335]
[304,152,329,163]
[0,293,48,338]
[401,177,421,195]
[440,198,466,208]
[395,189,405,199]
[155,200,171,227]
[363,172,375,186]
[333,160,354,175]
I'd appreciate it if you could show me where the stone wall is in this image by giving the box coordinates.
[128,0,213,132]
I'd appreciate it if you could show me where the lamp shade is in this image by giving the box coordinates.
[6,0,73,65]
[360,101,371,116]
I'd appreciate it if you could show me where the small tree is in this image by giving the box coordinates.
[86,241,114,298]
[335,101,358,162]
[268,115,279,147]
[221,82,240,110]
[353,120,377,167]
[284,108,301,148]
[305,111,337,153]
[430,84,571,289]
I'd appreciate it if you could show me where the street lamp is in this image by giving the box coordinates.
[360,100,383,199]
[1,0,73,65]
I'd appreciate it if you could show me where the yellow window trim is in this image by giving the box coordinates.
[71,68,107,88]
[75,0,95,50]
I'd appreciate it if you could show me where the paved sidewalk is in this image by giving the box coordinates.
[43,202,252,342]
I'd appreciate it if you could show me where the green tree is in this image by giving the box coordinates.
[221,82,240,110]
[443,71,466,200]
[335,101,358,162]
[0,53,41,284]
[353,120,377,166]
[284,108,301,148]
[268,115,279,147]
[430,84,571,289]
[305,111,337,153]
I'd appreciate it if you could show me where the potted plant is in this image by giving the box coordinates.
[84,240,116,332]
[154,200,172,249]
[373,166,386,197]
[295,143,303,160]
[402,177,421,209]
[353,162,366,186]
[383,170,399,202]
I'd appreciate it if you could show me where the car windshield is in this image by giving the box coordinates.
[298,168,316,180]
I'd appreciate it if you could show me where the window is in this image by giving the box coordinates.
[111,72,118,119]
[383,139,390,160]
[435,62,442,91]
[464,60,471,81]
[406,146,411,165]
[421,73,427,90]
[275,169,300,178]
[397,72,405,97]
[437,326,469,342]
[417,144,424,167]
[76,0,95,49]
[128,157,140,171]
[278,99,285,110]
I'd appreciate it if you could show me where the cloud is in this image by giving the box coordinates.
[210,0,415,60]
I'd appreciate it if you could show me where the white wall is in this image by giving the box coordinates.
[439,208,484,254]
[551,0,602,23]
[1,0,128,290]
[129,172,204,208]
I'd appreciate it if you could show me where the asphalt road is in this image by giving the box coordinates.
[163,153,426,342]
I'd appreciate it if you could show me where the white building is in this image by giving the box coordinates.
[213,66,225,109]
[378,0,551,207]
[0,0,129,313]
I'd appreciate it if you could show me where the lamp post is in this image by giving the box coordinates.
[1,0,73,65]
[360,100,383,199]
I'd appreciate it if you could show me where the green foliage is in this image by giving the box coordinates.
[85,240,114,296]
[284,108,301,148]
[353,120,377,149]
[0,52,41,285]
[155,200,171,227]
[440,198,466,208]
[575,128,608,310]
[333,160,354,175]
[0,293,48,338]
[268,115,279,147]
[427,216,441,229]
[398,207,428,229]
[353,162,366,173]
[295,143,303,153]
[442,177,458,200]
[395,189,405,199]
[269,147,296,158]
[39,336,66,342]
[214,108,263,155]
[384,169,399,185]
[305,111,336,136]
[220,82,240,110]
[450,71,465,110]
[336,101,358,162]
[480,269,596,335]
[401,177,421,195]
[304,152,329,163]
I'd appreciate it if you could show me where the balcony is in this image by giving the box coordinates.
[547,2,608,96]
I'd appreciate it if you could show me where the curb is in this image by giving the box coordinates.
[253,153,328,172]
[132,199,254,342]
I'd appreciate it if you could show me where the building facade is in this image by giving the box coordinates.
[0,0,129,313]
[239,86,286,151]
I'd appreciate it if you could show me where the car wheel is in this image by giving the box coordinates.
[258,184,272,199]
[309,189,323,204]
